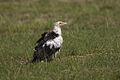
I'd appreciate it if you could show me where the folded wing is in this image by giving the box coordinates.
[32,31,59,62]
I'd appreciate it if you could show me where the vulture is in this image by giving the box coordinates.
[32,21,67,62]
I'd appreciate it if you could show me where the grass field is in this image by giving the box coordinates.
[0,0,120,80]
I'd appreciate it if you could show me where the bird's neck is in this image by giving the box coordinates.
[53,25,62,35]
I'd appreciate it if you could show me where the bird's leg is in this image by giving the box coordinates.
[54,48,60,58]
[54,52,58,58]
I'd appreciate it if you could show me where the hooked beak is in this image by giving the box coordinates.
[63,22,67,25]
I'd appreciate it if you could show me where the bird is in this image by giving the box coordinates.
[32,21,67,62]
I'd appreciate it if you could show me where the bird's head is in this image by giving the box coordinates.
[54,21,67,27]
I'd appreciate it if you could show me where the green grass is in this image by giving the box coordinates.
[0,0,120,80]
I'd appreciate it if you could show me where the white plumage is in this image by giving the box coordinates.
[44,36,63,49]
[32,21,67,62]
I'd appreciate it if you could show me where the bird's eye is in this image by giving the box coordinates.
[59,22,63,24]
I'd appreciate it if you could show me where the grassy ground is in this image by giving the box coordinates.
[0,0,120,80]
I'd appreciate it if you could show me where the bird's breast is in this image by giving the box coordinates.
[53,36,63,44]
[43,36,63,49]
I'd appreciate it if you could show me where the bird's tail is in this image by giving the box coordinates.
[31,57,37,63]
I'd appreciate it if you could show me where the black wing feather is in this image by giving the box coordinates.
[36,31,58,45]
[32,31,59,62]
[36,32,48,43]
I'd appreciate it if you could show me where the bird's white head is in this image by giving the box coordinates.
[54,21,67,27]
[53,21,67,35]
